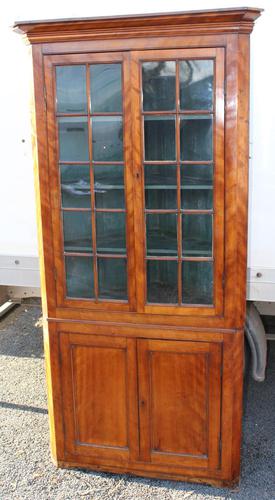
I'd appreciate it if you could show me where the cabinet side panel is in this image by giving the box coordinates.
[236,34,250,326]
[31,45,56,316]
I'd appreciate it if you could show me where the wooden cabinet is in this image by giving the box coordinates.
[15,7,261,486]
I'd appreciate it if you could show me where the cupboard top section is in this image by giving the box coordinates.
[14,8,262,44]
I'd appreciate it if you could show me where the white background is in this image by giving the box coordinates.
[0,0,274,295]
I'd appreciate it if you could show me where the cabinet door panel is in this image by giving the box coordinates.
[44,52,136,312]
[60,333,138,462]
[137,339,221,470]
[131,48,224,317]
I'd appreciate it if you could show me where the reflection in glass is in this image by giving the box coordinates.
[94,165,124,209]
[145,165,177,209]
[60,165,91,208]
[142,61,176,111]
[147,260,178,303]
[182,261,213,304]
[182,214,212,257]
[58,117,89,162]
[98,258,127,300]
[63,211,92,253]
[96,212,126,254]
[180,116,213,161]
[181,164,213,210]
[180,60,213,110]
[65,256,94,298]
[90,64,122,113]
[146,213,177,256]
[144,116,176,161]
[92,116,123,161]
[56,65,87,113]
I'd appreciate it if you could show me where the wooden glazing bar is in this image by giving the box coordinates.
[180,160,213,165]
[142,109,213,116]
[59,161,90,165]
[96,253,127,259]
[92,161,124,165]
[176,61,182,305]
[86,63,99,300]
[64,251,93,257]
[95,208,126,213]
[62,207,91,212]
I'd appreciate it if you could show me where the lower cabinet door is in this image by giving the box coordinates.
[59,332,138,464]
[137,339,222,470]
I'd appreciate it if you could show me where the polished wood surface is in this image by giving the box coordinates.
[14,8,262,43]
[18,8,261,487]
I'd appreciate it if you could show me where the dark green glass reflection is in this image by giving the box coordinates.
[144,116,176,161]
[182,214,212,257]
[180,59,214,110]
[92,116,123,161]
[182,261,213,304]
[60,165,91,208]
[58,117,89,162]
[142,61,176,111]
[146,213,177,256]
[56,65,87,113]
[181,164,213,210]
[147,260,178,303]
[96,212,126,254]
[63,211,92,253]
[180,116,213,161]
[90,64,122,113]
[145,165,177,209]
[94,165,124,209]
[65,256,94,298]
[98,258,127,300]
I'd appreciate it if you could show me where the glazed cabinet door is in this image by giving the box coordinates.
[44,52,136,312]
[137,339,222,470]
[131,48,225,317]
[59,333,138,464]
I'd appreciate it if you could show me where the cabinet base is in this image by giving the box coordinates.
[55,459,240,488]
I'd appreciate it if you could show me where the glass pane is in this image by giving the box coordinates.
[58,117,89,162]
[182,214,212,257]
[92,117,123,161]
[56,65,87,114]
[96,212,126,254]
[94,165,124,209]
[180,116,213,161]
[146,213,177,256]
[98,258,127,300]
[145,165,177,210]
[182,261,213,304]
[90,64,122,113]
[60,165,91,208]
[147,260,178,303]
[181,164,213,210]
[180,60,214,110]
[144,116,176,161]
[65,256,94,298]
[63,211,92,253]
[142,61,176,111]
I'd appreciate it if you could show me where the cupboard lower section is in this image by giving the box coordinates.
[44,321,243,487]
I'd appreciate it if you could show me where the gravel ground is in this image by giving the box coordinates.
[0,305,274,500]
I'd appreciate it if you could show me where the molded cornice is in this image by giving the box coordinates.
[14,8,262,44]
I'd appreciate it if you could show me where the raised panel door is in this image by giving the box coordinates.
[59,332,138,463]
[137,339,222,470]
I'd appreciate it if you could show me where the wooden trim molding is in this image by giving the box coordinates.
[14,8,262,44]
